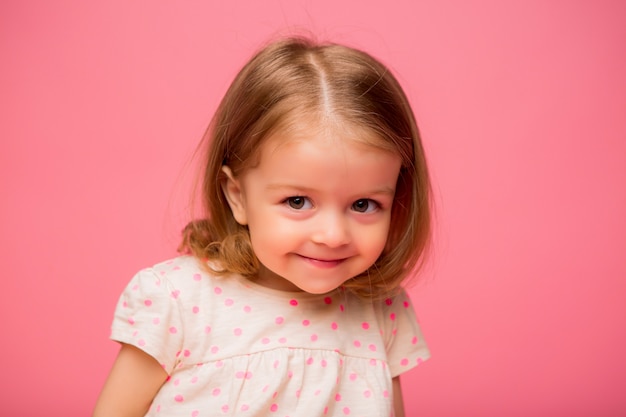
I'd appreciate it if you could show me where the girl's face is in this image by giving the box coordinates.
[222,124,402,294]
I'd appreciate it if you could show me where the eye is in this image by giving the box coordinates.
[351,199,379,213]
[285,196,313,210]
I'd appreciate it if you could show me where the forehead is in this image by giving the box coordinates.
[263,116,396,159]
[243,122,402,193]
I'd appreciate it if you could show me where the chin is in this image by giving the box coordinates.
[296,280,347,295]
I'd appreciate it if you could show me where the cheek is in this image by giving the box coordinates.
[246,214,294,252]
[359,220,393,258]
[246,222,298,273]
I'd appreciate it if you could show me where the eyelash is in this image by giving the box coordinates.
[285,196,313,210]
[352,199,380,213]
[283,197,381,213]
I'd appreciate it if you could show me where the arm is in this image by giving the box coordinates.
[393,376,406,417]
[93,343,168,417]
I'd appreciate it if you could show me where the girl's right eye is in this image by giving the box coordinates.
[285,196,312,210]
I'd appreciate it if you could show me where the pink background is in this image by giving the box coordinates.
[2,1,625,415]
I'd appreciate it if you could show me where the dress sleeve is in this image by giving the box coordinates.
[381,289,431,378]
[110,268,184,374]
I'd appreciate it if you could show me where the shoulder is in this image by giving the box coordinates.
[374,288,413,314]
[369,288,420,338]
[128,256,223,301]
[150,255,205,275]
[140,255,215,284]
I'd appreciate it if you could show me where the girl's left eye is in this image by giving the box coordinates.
[351,199,379,213]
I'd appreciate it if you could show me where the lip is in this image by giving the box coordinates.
[296,254,347,268]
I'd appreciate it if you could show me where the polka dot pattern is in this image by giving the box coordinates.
[111,256,430,416]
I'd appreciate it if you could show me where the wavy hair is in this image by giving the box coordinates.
[180,36,431,300]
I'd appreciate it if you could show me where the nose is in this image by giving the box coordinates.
[310,210,351,248]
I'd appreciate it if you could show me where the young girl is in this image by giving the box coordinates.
[93,36,432,417]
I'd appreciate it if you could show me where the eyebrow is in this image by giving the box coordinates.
[265,183,397,196]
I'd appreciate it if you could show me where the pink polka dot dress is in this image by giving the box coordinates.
[111,256,429,416]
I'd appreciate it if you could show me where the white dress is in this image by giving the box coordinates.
[111,256,430,416]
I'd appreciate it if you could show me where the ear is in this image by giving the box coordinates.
[221,166,248,225]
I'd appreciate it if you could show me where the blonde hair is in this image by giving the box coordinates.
[180,36,431,300]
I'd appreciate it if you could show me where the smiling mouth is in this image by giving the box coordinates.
[297,255,347,268]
